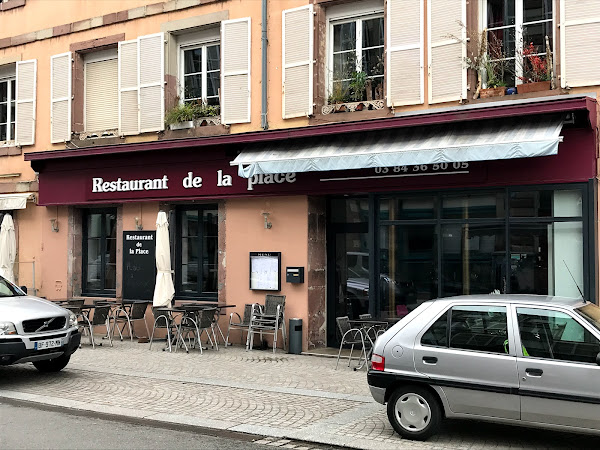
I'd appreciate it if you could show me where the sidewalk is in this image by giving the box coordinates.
[0,340,597,449]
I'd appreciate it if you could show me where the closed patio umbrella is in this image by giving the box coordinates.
[0,215,16,284]
[153,211,175,307]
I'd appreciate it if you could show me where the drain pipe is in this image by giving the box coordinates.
[261,0,268,130]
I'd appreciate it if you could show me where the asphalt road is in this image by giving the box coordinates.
[0,400,314,450]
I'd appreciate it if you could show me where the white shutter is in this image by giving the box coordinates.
[428,0,466,103]
[387,0,423,107]
[119,38,140,135]
[51,52,72,143]
[561,0,600,88]
[15,59,36,146]
[139,33,164,133]
[282,5,314,119]
[221,17,251,125]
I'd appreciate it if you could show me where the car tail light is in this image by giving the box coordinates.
[371,353,385,371]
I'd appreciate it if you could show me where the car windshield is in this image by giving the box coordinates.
[576,303,600,332]
[0,276,24,297]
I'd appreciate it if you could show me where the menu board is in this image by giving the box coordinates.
[249,252,281,291]
[123,231,156,300]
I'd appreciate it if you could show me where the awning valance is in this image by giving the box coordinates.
[231,115,564,178]
[0,193,36,211]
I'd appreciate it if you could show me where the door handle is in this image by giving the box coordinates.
[525,368,543,377]
[423,356,438,365]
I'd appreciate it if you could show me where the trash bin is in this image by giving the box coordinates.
[288,318,302,354]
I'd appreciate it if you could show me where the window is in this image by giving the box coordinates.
[517,307,600,363]
[328,10,384,102]
[484,0,553,85]
[84,49,118,133]
[0,76,16,142]
[82,209,117,296]
[421,311,449,347]
[179,31,220,106]
[450,305,509,353]
[176,205,218,299]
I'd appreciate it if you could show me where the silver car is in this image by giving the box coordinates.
[368,295,600,440]
[0,275,80,372]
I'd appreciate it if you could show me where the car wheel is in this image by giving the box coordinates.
[32,354,71,373]
[387,385,441,440]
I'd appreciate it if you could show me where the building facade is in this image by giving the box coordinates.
[1,0,599,350]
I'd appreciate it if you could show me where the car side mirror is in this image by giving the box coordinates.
[596,352,600,366]
[20,286,27,294]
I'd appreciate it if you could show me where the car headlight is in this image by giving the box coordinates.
[0,322,17,335]
[68,313,78,327]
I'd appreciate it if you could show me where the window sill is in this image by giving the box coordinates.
[167,116,221,131]
[160,120,229,140]
[0,144,21,156]
[0,0,25,12]
[310,106,393,126]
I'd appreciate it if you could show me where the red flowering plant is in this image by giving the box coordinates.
[519,42,550,83]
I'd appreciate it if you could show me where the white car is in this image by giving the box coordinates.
[0,275,80,372]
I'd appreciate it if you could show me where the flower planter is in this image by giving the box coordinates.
[516,81,551,94]
[479,87,507,99]
[168,120,194,131]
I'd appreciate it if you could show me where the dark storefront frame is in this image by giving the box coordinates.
[327,182,594,346]
[82,208,117,297]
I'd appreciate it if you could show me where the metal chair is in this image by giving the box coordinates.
[149,307,178,353]
[335,316,368,369]
[84,304,113,348]
[225,304,253,346]
[246,295,286,353]
[112,301,150,341]
[177,307,219,354]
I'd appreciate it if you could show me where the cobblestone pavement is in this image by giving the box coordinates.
[0,340,599,449]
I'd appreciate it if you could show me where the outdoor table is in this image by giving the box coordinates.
[153,307,186,352]
[177,303,237,344]
[349,319,389,369]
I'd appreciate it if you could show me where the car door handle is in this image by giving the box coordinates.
[423,356,438,365]
[525,368,543,377]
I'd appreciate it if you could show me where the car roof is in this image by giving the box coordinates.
[431,294,587,309]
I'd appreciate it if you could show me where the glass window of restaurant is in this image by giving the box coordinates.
[175,205,218,300]
[82,208,117,296]
[327,184,590,337]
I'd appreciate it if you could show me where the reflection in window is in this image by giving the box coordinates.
[83,209,117,295]
[0,77,15,142]
[177,206,218,299]
[181,43,220,106]
[450,305,508,353]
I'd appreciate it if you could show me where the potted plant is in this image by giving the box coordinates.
[516,41,552,94]
[165,100,220,130]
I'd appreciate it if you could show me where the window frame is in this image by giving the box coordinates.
[83,49,118,133]
[81,208,117,297]
[174,204,219,301]
[480,0,555,86]
[326,1,384,101]
[0,75,16,144]
[177,32,221,107]
[514,304,600,364]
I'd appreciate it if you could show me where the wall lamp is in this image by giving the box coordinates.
[50,218,59,232]
[262,212,272,229]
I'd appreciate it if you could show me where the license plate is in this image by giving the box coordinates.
[34,339,63,350]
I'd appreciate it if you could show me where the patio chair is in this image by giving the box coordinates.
[83,304,113,348]
[225,304,253,346]
[246,295,286,353]
[176,307,219,354]
[112,301,150,341]
[149,307,178,353]
[335,316,368,370]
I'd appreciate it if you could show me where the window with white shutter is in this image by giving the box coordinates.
[561,0,600,88]
[15,59,36,146]
[221,17,251,125]
[118,32,164,135]
[51,52,72,143]
[282,5,314,119]
[387,0,423,107]
[428,0,466,104]
[85,50,118,134]
[0,65,16,143]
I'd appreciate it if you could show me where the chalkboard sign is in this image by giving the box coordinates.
[123,231,156,300]
[249,252,281,291]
